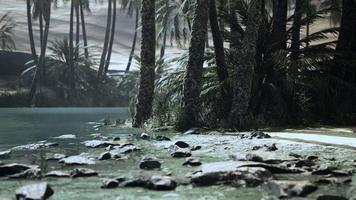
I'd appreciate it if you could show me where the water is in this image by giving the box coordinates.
[0,107,129,150]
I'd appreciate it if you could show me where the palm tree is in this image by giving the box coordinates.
[104,0,117,74]
[175,0,210,131]
[79,0,90,62]
[28,0,51,104]
[0,12,16,50]
[125,2,140,73]
[132,0,156,127]
[290,0,302,61]
[229,0,263,130]
[68,0,75,88]
[272,0,288,50]
[26,0,37,62]
[97,0,112,79]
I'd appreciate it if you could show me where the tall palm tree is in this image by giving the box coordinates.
[79,0,90,61]
[125,2,140,73]
[132,0,156,127]
[0,12,16,50]
[272,0,288,50]
[104,0,117,74]
[290,0,302,62]
[26,0,37,62]
[68,0,75,88]
[28,0,51,104]
[175,0,210,131]
[229,0,263,130]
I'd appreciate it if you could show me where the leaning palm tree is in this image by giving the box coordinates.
[0,12,16,50]
[132,0,156,127]
[175,0,210,131]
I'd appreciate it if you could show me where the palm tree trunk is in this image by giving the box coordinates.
[39,10,44,48]
[75,3,80,60]
[159,30,167,60]
[125,5,139,73]
[79,0,89,62]
[229,0,263,130]
[104,0,117,75]
[69,0,75,88]
[175,0,210,131]
[209,0,231,117]
[26,0,37,63]
[28,4,51,104]
[132,0,156,127]
[290,0,302,61]
[272,0,288,50]
[97,0,112,79]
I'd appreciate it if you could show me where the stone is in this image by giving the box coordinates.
[146,176,177,190]
[46,153,66,161]
[240,131,271,139]
[70,168,98,178]
[139,156,161,170]
[53,134,76,139]
[191,146,202,151]
[0,163,36,177]
[59,155,96,165]
[265,144,278,151]
[140,133,150,140]
[8,168,41,179]
[98,152,111,160]
[307,155,318,160]
[45,171,70,178]
[183,158,202,166]
[312,164,337,175]
[183,128,200,135]
[112,137,121,141]
[315,177,352,185]
[171,149,192,158]
[156,136,171,141]
[252,146,262,151]
[11,142,58,151]
[316,195,348,200]
[15,183,54,200]
[266,181,318,198]
[295,159,316,168]
[191,161,273,187]
[101,179,119,189]
[117,175,149,187]
[0,150,11,159]
[175,141,189,148]
[82,140,114,148]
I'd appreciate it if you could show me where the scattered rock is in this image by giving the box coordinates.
[46,153,66,161]
[0,163,36,177]
[315,177,352,185]
[316,195,348,200]
[98,152,111,160]
[117,175,148,187]
[0,150,11,159]
[59,155,96,165]
[190,146,202,151]
[146,176,177,190]
[101,179,119,189]
[312,164,337,175]
[112,137,121,141]
[171,149,192,158]
[265,144,278,151]
[252,146,262,151]
[175,141,189,148]
[82,140,114,148]
[53,134,76,139]
[15,183,54,200]
[8,168,41,179]
[140,133,150,140]
[239,131,271,139]
[156,136,171,141]
[139,156,161,170]
[191,161,273,187]
[289,153,302,158]
[307,155,318,160]
[45,171,70,178]
[153,127,169,132]
[183,158,202,166]
[295,159,316,168]
[183,128,200,135]
[110,144,140,157]
[70,168,98,178]
[11,142,58,151]
[266,180,318,198]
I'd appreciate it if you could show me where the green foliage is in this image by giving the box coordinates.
[0,12,16,50]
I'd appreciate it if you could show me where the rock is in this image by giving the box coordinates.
[191,161,273,187]
[146,176,177,190]
[240,131,271,139]
[266,180,317,198]
[289,153,302,158]
[59,155,96,165]
[295,159,316,168]
[252,146,262,151]
[112,137,121,141]
[156,136,171,141]
[312,164,337,175]
[8,168,41,179]
[11,142,58,151]
[190,146,202,151]
[117,175,149,187]
[98,152,111,160]
[153,127,169,132]
[15,183,54,200]
[70,168,98,178]
[0,163,36,177]
[46,153,66,161]
[45,171,70,178]
[101,179,119,189]
[175,141,189,148]
[265,144,278,151]
[53,134,76,139]
[139,156,161,170]
[171,149,192,158]
[82,140,114,148]
[183,158,202,166]
[183,128,200,135]
[0,150,11,159]
[316,195,348,200]
[234,153,293,165]
[315,177,352,185]
[140,132,150,140]
[110,144,140,157]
